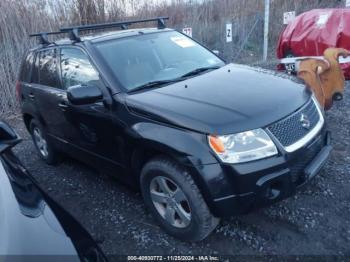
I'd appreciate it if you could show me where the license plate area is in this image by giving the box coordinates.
[285,63,296,74]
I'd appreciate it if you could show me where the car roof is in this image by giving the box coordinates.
[30,27,174,51]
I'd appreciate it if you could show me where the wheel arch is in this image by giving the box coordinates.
[22,112,47,132]
[128,122,221,214]
[23,113,34,131]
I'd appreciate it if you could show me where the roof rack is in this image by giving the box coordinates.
[29,31,65,45]
[60,17,169,42]
[30,17,169,45]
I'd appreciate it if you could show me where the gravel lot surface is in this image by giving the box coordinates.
[4,83,350,257]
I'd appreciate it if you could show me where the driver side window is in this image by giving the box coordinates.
[60,48,101,90]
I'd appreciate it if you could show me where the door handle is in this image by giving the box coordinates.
[58,101,69,110]
[28,93,35,100]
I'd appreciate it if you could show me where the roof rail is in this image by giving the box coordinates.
[60,17,169,42]
[30,17,169,44]
[29,31,65,45]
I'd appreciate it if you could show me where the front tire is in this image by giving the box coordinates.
[140,157,220,241]
[29,119,61,165]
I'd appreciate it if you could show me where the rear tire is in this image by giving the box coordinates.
[140,156,220,241]
[29,119,61,165]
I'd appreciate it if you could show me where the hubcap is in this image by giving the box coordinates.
[150,176,191,228]
[33,127,49,158]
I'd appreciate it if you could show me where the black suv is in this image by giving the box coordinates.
[17,18,332,241]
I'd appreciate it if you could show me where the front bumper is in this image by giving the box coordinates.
[205,129,331,217]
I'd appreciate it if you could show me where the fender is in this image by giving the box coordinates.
[129,121,231,215]
[130,122,218,165]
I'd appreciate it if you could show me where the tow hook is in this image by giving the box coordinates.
[265,185,281,200]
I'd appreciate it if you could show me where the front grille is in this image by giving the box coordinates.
[268,99,320,147]
[289,134,324,183]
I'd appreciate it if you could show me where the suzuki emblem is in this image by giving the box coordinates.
[300,113,311,129]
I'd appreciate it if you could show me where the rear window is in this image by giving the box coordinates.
[37,49,60,88]
[19,52,34,82]
[31,52,39,84]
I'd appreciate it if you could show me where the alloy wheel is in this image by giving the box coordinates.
[33,127,49,158]
[150,176,191,228]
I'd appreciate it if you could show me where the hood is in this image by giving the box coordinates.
[126,64,310,135]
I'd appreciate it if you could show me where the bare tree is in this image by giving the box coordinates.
[0,0,345,117]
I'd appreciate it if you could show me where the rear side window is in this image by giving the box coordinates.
[31,52,39,84]
[19,52,34,82]
[60,48,100,89]
[38,49,60,88]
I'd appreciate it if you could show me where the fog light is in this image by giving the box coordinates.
[265,184,281,200]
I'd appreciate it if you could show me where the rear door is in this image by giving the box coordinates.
[19,52,37,115]
[30,48,69,143]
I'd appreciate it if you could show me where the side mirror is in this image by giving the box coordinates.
[67,85,103,105]
[0,121,21,153]
[212,50,220,56]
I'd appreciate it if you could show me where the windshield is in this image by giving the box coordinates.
[94,31,225,91]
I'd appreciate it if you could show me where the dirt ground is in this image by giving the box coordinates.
[4,82,350,258]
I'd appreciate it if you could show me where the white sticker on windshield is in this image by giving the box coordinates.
[171,36,196,48]
[207,59,217,65]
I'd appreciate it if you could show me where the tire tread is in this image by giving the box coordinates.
[141,156,219,241]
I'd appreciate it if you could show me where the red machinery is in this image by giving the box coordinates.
[277,9,350,79]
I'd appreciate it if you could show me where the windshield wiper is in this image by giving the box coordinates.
[180,66,221,78]
[129,66,221,93]
[129,79,183,93]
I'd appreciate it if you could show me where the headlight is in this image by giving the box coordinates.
[208,128,278,164]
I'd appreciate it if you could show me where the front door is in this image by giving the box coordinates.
[58,47,124,173]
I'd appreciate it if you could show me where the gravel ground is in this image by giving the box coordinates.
[4,83,350,257]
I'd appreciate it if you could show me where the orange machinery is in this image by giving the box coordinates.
[280,48,350,110]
